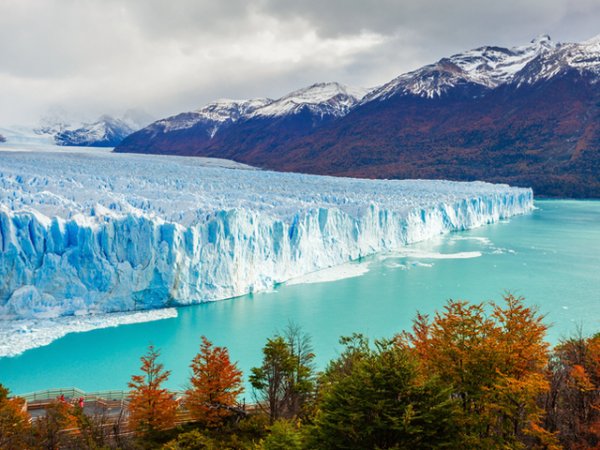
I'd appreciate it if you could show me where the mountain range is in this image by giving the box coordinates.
[115,35,600,197]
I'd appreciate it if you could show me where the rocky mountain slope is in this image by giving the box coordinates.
[115,36,600,197]
[116,82,366,157]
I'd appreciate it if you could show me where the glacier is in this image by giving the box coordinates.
[0,147,533,321]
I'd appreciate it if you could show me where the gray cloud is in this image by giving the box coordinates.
[0,0,599,125]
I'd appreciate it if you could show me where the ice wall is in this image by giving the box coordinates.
[0,149,533,319]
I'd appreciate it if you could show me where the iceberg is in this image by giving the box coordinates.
[0,148,533,320]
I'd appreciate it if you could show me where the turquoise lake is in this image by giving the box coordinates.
[1,200,599,398]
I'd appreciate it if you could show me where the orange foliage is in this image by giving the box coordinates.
[185,336,243,427]
[30,397,79,449]
[128,345,178,437]
[0,384,30,449]
[569,364,595,392]
[400,294,553,446]
[548,333,600,447]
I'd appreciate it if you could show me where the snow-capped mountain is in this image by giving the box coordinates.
[0,134,5,143]
[54,116,137,147]
[140,82,364,138]
[363,35,556,101]
[116,35,600,197]
[152,98,272,138]
[116,82,365,157]
[33,110,153,147]
[512,34,600,86]
[250,82,367,118]
[364,34,600,102]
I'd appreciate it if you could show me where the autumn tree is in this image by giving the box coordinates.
[70,402,114,449]
[250,324,316,423]
[545,331,600,448]
[30,397,78,450]
[185,336,244,427]
[0,384,30,450]
[314,338,460,449]
[489,294,552,446]
[400,294,554,448]
[128,345,178,440]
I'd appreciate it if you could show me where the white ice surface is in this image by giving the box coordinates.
[0,308,177,357]
[0,145,533,323]
[286,261,371,286]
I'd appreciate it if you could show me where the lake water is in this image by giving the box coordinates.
[1,200,599,398]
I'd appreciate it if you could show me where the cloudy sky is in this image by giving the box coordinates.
[1,0,599,125]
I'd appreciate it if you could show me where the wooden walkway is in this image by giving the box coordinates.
[18,386,252,422]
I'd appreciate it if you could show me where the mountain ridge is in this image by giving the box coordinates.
[115,35,600,197]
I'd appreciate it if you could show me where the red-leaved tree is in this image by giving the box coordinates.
[128,345,178,439]
[185,336,243,427]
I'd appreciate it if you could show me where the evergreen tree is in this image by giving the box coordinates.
[315,339,459,449]
[262,420,303,450]
[163,429,217,449]
[250,336,295,423]
[250,325,315,423]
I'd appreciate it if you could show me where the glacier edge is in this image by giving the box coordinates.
[0,189,533,320]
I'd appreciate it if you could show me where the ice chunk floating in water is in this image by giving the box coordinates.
[0,308,178,357]
[0,148,533,320]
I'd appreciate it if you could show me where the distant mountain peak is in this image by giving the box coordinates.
[250,81,367,118]
[54,116,136,147]
[31,109,153,147]
[512,35,600,86]
[150,98,273,138]
[584,34,600,45]
[531,34,552,45]
[138,82,367,141]
[362,35,595,102]
[195,98,273,122]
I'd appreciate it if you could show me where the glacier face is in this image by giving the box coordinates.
[0,148,533,320]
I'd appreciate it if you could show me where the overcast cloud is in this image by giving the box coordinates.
[1,0,599,125]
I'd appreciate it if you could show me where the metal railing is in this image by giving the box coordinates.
[18,387,184,404]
